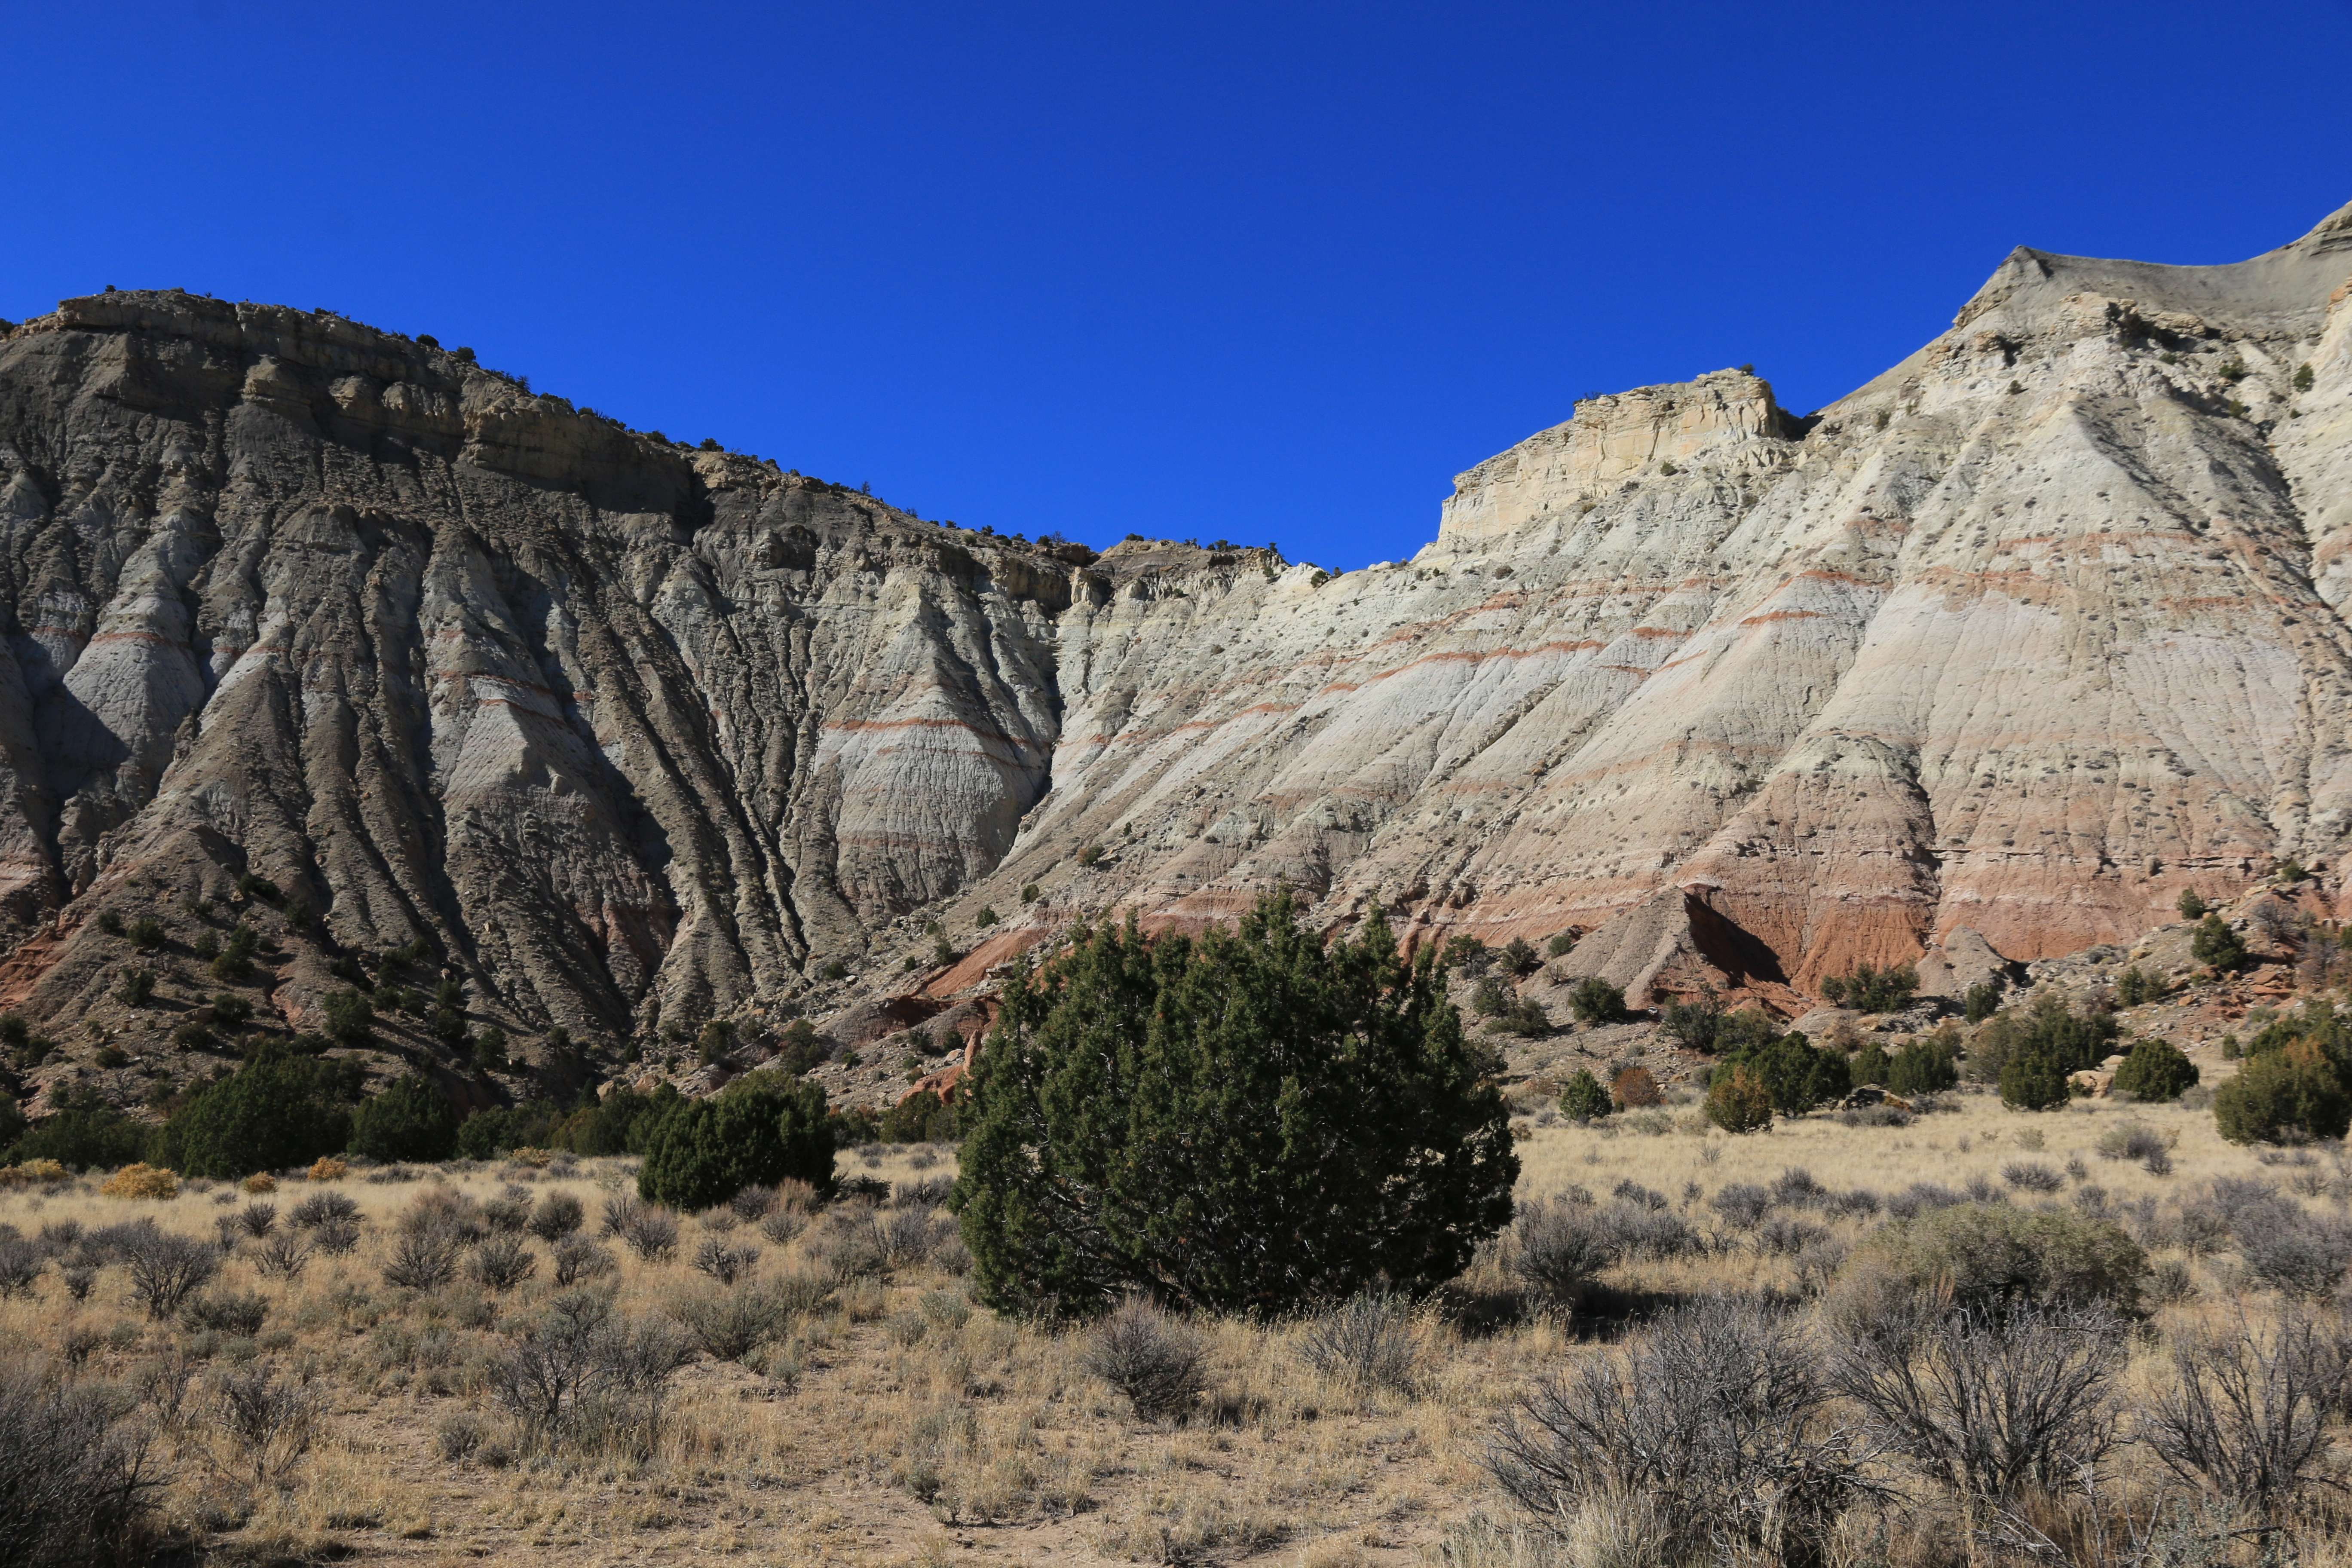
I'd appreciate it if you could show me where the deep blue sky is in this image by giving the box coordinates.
[4,3,2348,569]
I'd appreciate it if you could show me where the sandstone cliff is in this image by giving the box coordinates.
[3,200,2350,1104]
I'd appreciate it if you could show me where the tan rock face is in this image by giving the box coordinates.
[1438,370,1801,545]
[4,201,2352,1078]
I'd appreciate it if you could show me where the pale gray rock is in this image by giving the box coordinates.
[6,200,2352,1109]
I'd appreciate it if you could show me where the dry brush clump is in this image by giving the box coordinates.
[1488,1296,1885,1568]
[1,1074,2346,1566]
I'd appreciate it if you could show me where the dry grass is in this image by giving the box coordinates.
[0,1081,2343,1566]
[0,1154,1534,1565]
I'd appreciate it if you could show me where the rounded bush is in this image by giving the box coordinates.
[1844,1201,2146,1317]
[1559,1069,1611,1122]
[1610,1066,1662,1110]
[2190,914,2247,973]
[637,1072,834,1212]
[1705,1066,1773,1133]
[2111,1038,2198,1102]
[2214,1041,2351,1144]
[349,1076,460,1163]
[2000,1046,2070,1111]
[954,893,1515,1316]
[153,1051,357,1179]
[1565,977,1628,1025]
[1886,1036,1959,1095]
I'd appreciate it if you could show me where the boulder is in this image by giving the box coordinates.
[1913,927,2020,1004]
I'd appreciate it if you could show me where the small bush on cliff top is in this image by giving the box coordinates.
[953,892,1516,1317]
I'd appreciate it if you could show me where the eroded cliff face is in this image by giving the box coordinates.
[929,199,2352,1000]
[0,293,1080,1062]
[5,200,2352,1093]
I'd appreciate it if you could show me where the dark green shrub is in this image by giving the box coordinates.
[1819,962,1918,1014]
[1659,987,1725,1050]
[96,910,124,937]
[2111,1038,2198,1102]
[1501,938,1539,976]
[235,872,279,902]
[1565,977,1627,1025]
[1711,1031,1849,1115]
[2000,1047,2070,1111]
[1492,995,1550,1037]
[349,1075,460,1163]
[1964,983,2000,1023]
[211,993,253,1029]
[5,1087,148,1170]
[126,916,165,951]
[1441,935,1492,977]
[1704,1065,1773,1133]
[2175,888,2207,920]
[455,1102,565,1159]
[1850,1041,1891,1086]
[878,1084,964,1143]
[2215,1041,2351,1144]
[1020,883,1040,904]
[952,894,1516,1316]
[2241,999,2352,1063]
[322,989,373,1045]
[772,1020,827,1075]
[1559,1069,1611,1121]
[1470,976,1508,1018]
[637,1071,833,1210]
[551,1084,680,1156]
[152,1045,361,1177]
[2294,363,2316,392]
[1969,992,2117,1083]
[1886,1035,1960,1095]
[695,1020,735,1066]
[116,969,155,1008]
[1545,932,1577,959]
[975,907,999,928]
[2113,965,2161,1007]
[2191,915,2247,972]
[473,1025,508,1070]
[211,924,259,983]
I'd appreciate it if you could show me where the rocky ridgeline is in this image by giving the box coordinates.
[4,200,2352,1110]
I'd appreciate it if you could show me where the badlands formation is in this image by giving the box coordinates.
[3,200,2352,1095]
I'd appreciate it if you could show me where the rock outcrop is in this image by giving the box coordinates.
[4,199,2352,1102]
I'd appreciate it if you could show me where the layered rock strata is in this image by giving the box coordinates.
[3,200,2350,1102]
